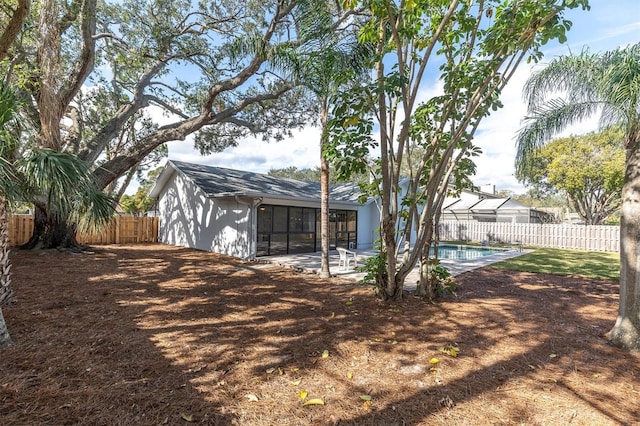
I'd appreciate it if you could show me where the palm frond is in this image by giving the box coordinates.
[516,99,601,174]
[599,43,640,120]
[0,85,20,199]
[517,42,640,176]
[19,149,115,228]
[74,189,115,233]
[524,51,601,111]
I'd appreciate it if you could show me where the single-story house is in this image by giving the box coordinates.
[148,160,550,259]
[148,160,379,259]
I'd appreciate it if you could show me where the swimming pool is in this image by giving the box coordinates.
[431,244,508,261]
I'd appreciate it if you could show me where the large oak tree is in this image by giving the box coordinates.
[5,0,341,249]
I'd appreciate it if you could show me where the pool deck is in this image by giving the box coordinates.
[261,245,530,291]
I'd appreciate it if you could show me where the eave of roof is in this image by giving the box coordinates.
[148,160,370,205]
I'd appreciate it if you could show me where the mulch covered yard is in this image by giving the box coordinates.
[1,244,638,425]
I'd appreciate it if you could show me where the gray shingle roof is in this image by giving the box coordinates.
[167,160,363,203]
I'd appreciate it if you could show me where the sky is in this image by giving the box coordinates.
[158,0,640,195]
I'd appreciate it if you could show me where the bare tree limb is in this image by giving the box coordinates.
[0,0,29,61]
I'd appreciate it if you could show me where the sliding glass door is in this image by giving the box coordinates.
[256,204,357,256]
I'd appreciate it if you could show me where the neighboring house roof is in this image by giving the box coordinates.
[148,160,367,204]
[443,194,552,220]
[469,198,510,211]
[444,197,484,212]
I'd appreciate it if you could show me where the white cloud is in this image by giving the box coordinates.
[166,126,322,174]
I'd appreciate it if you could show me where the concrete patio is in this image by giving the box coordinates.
[261,246,530,291]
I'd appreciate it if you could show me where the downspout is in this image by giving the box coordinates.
[235,196,262,260]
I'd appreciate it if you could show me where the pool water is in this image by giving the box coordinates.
[430,244,507,261]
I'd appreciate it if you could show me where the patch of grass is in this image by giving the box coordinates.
[491,247,619,281]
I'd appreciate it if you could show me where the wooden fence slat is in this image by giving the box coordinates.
[7,214,158,246]
[438,220,620,252]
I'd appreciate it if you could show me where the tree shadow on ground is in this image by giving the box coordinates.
[3,244,639,425]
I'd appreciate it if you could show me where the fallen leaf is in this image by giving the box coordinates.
[298,390,308,400]
[429,358,439,365]
[362,400,372,408]
[330,311,335,318]
[549,353,557,358]
[346,300,353,306]
[266,368,275,374]
[290,379,302,386]
[438,345,460,358]
[360,395,372,401]
[180,413,195,422]
[246,394,259,402]
[322,350,329,358]
[346,372,353,379]
[303,398,325,406]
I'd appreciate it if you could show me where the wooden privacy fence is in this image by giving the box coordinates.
[7,214,159,246]
[439,220,620,252]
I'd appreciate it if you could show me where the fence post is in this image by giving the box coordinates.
[115,216,121,244]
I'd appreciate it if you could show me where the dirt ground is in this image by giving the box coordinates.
[1,244,639,425]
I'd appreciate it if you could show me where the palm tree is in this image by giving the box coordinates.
[305,47,371,278]
[287,3,371,278]
[0,83,114,349]
[516,43,640,350]
[0,84,20,348]
[0,194,12,348]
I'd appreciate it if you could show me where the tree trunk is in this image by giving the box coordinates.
[0,306,12,348]
[0,196,13,348]
[381,214,402,301]
[21,205,81,250]
[609,142,640,350]
[319,100,331,278]
[0,196,13,304]
[415,254,429,298]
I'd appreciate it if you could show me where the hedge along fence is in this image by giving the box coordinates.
[7,214,159,246]
[439,220,620,252]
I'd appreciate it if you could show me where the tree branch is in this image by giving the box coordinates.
[0,0,30,61]
[92,82,294,190]
[60,0,97,107]
[144,95,190,119]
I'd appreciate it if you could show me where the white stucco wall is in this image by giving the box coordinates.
[356,202,379,250]
[157,172,252,258]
